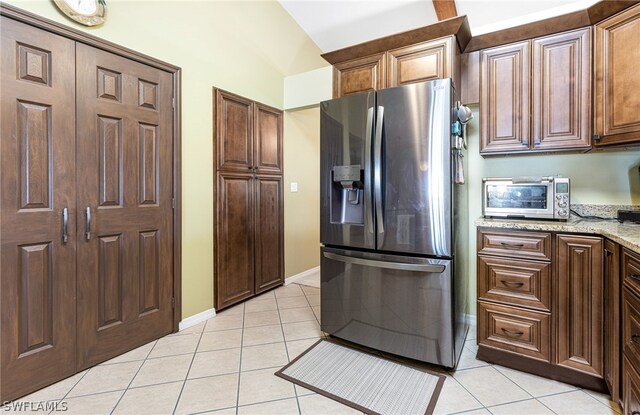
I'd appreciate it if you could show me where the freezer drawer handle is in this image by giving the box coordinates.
[323,252,445,273]
[364,106,374,234]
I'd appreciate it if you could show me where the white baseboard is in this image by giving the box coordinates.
[284,266,320,286]
[179,308,216,331]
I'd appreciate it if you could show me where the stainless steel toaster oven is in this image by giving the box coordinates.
[482,176,570,221]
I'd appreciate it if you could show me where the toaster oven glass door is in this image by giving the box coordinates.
[486,185,548,209]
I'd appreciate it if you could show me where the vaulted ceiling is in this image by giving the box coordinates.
[278,0,599,53]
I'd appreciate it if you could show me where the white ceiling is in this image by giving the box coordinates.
[279,0,600,53]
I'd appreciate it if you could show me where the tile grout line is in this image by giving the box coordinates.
[45,367,92,415]
[301,285,320,327]
[169,317,208,415]
[578,389,623,414]
[235,301,247,415]
[274,285,303,415]
[108,338,161,415]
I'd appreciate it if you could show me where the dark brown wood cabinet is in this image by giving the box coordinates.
[332,36,459,98]
[555,234,604,377]
[1,10,180,401]
[532,29,591,151]
[594,4,640,147]
[214,89,284,310]
[387,36,456,88]
[477,228,608,392]
[623,248,640,414]
[333,53,386,98]
[604,240,621,403]
[480,28,592,154]
[480,41,531,153]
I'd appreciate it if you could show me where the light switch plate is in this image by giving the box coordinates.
[290,182,298,192]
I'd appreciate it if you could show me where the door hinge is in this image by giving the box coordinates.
[604,248,613,257]
[592,134,601,141]
[172,198,175,209]
[171,297,175,309]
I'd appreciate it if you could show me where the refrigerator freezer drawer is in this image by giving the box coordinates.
[321,247,457,367]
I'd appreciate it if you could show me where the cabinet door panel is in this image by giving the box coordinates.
[603,240,620,403]
[254,176,283,293]
[594,4,640,146]
[76,43,174,369]
[556,235,603,377]
[480,41,530,154]
[532,28,591,150]
[1,17,77,401]
[215,89,254,171]
[478,301,551,361]
[254,104,283,174]
[478,255,551,311]
[387,37,453,87]
[333,53,385,98]
[215,173,254,309]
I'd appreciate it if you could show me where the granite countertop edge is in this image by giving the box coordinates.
[475,216,640,254]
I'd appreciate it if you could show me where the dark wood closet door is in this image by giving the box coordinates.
[0,17,77,401]
[75,43,174,369]
[215,89,254,172]
[254,103,283,174]
[215,172,254,309]
[254,175,283,294]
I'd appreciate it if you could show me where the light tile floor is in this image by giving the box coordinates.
[3,283,623,415]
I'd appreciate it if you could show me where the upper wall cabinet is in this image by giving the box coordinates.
[594,4,640,147]
[323,16,471,99]
[480,41,531,153]
[332,36,457,98]
[480,28,591,155]
[333,53,386,98]
[386,36,456,88]
[215,89,283,174]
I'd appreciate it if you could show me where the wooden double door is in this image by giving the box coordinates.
[1,17,175,401]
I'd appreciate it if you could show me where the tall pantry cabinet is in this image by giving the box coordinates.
[214,89,284,310]
[1,7,181,402]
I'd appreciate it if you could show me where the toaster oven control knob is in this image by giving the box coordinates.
[559,209,568,216]
[558,201,567,208]
[556,194,562,200]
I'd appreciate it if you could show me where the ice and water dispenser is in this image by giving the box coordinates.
[330,165,364,224]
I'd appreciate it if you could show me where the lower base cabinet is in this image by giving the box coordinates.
[476,229,607,393]
[623,356,640,414]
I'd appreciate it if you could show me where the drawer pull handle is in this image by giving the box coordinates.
[632,412,640,415]
[632,334,640,347]
[631,273,640,281]
[500,242,524,248]
[501,328,524,336]
[501,280,524,288]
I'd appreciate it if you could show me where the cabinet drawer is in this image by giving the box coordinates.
[623,288,640,369]
[623,249,640,298]
[478,255,550,311]
[623,355,640,415]
[478,229,552,261]
[478,301,551,362]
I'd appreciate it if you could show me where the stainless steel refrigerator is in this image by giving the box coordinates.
[320,79,469,368]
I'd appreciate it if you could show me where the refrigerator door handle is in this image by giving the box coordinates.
[374,105,384,235]
[364,106,374,235]
[323,251,446,273]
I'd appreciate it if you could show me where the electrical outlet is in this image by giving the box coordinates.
[290,182,298,193]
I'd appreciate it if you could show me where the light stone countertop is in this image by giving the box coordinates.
[475,216,640,254]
